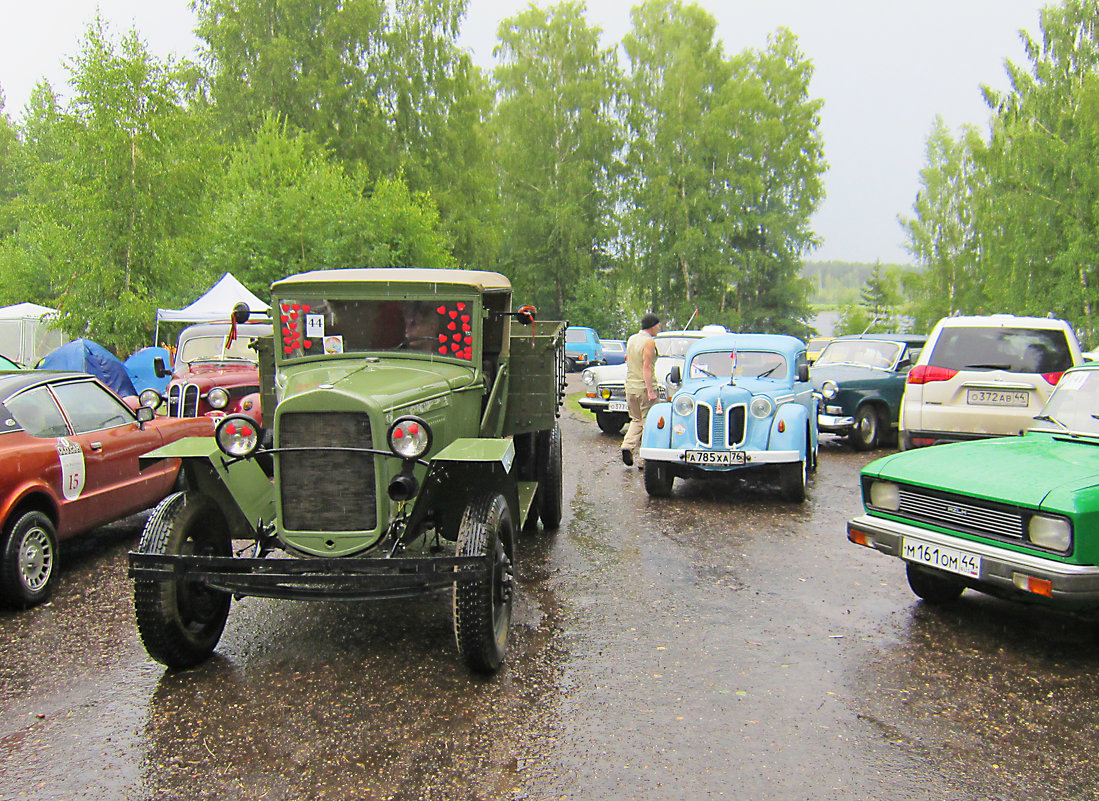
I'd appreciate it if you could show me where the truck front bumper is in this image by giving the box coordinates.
[129,552,489,601]
[848,514,1099,609]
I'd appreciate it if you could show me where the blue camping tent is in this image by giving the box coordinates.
[38,339,138,398]
[124,346,172,395]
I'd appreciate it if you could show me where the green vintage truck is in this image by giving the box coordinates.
[129,268,565,673]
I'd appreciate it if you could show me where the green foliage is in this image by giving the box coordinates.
[195,117,455,297]
[903,0,1099,343]
[492,1,622,321]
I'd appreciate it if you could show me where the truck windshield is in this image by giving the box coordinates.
[276,297,475,361]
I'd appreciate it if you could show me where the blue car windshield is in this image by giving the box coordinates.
[1030,369,1099,436]
[689,350,787,380]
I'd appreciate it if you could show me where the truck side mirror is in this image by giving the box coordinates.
[669,365,682,384]
[153,356,170,378]
[232,302,251,324]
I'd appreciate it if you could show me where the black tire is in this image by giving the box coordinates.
[453,493,515,673]
[0,511,58,608]
[596,411,627,436]
[644,461,674,497]
[906,562,965,604]
[807,428,819,472]
[133,492,232,669]
[849,405,881,451]
[779,459,807,503]
[565,357,577,372]
[536,422,563,529]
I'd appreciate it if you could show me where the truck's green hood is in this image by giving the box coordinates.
[280,358,476,411]
[865,432,1099,508]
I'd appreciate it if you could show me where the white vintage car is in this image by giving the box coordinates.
[579,326,727,434]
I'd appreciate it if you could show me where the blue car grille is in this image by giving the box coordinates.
[695,403,746,447]
[895,486,1025,539]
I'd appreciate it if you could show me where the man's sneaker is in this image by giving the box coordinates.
[621,448,633,466]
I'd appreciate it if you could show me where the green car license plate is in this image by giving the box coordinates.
[966,389,1029,407]
[902,537,980,578]
[685,450,745,466]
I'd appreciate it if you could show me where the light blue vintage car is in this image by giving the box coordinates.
[639,333,818,501]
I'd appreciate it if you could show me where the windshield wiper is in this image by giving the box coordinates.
[756,365,779,378]
[1034,413,1074,435]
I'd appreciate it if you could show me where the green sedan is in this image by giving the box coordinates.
[848,364,1099,611]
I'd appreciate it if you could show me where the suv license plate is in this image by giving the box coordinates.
[966,389,1029,407]
[902,538,980,578]
[685,450,745,466]
[607,401,628,412]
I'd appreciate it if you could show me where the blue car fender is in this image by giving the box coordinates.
[769,402,810,458]
[641,401,673,449]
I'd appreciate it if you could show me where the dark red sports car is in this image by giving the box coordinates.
[0,371,214,608]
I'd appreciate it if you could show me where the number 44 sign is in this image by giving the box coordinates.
[56,438,85,500]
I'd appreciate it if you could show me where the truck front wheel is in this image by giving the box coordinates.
[453,493,514,673]
[134,492,232,669]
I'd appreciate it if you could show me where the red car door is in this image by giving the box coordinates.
[49,379,174,533]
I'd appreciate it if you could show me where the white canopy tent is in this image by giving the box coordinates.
[154,272,270,343]
[0,302,66,365]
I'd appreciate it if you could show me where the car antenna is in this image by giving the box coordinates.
[684,308,699,330]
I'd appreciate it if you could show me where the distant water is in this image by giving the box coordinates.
[808,311,841,337]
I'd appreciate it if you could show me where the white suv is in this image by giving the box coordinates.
[899,314,1083,448]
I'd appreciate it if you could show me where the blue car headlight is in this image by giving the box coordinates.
[673,394,695,416]
[749,396,773,419]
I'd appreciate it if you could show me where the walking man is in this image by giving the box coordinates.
[621,313,661,468]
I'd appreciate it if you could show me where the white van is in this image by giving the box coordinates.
[898,314,1083,449]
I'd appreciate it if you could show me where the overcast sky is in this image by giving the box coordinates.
[0,0,1053,265]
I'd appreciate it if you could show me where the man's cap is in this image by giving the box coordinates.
[641,313,660,330]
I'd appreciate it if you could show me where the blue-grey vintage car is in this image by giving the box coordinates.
[639,334,818,501]
[812,333,926,451]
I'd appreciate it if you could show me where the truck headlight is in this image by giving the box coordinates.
[673,394,695,416]
[216,414,260,458]
[1029,515,1071,551]
[749,396,773,419]
[207,387,230,409]
[822,381,839,400]
[582,369,596,387]
[869,481,900,511]
[388,416,432,460]
[139,389,162,409]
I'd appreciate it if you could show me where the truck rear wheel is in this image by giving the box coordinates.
[537,422,563,529]
[134,492,232,669]
[453,493,514,673]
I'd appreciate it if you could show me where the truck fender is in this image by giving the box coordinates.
[413,438,521,539]
[140,436,275,540]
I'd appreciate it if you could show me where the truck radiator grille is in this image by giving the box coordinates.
[895,487,1024,539]
[279,412,376,532]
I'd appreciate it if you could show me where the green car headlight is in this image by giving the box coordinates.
[207,387,230,409]
[749,396,773,419]
[869,481,901,511]
[1029,515,1071,551]
[673,394,695,416]
[822,380,839,400]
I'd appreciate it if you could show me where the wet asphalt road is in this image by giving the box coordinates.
[4,374,1099,801]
